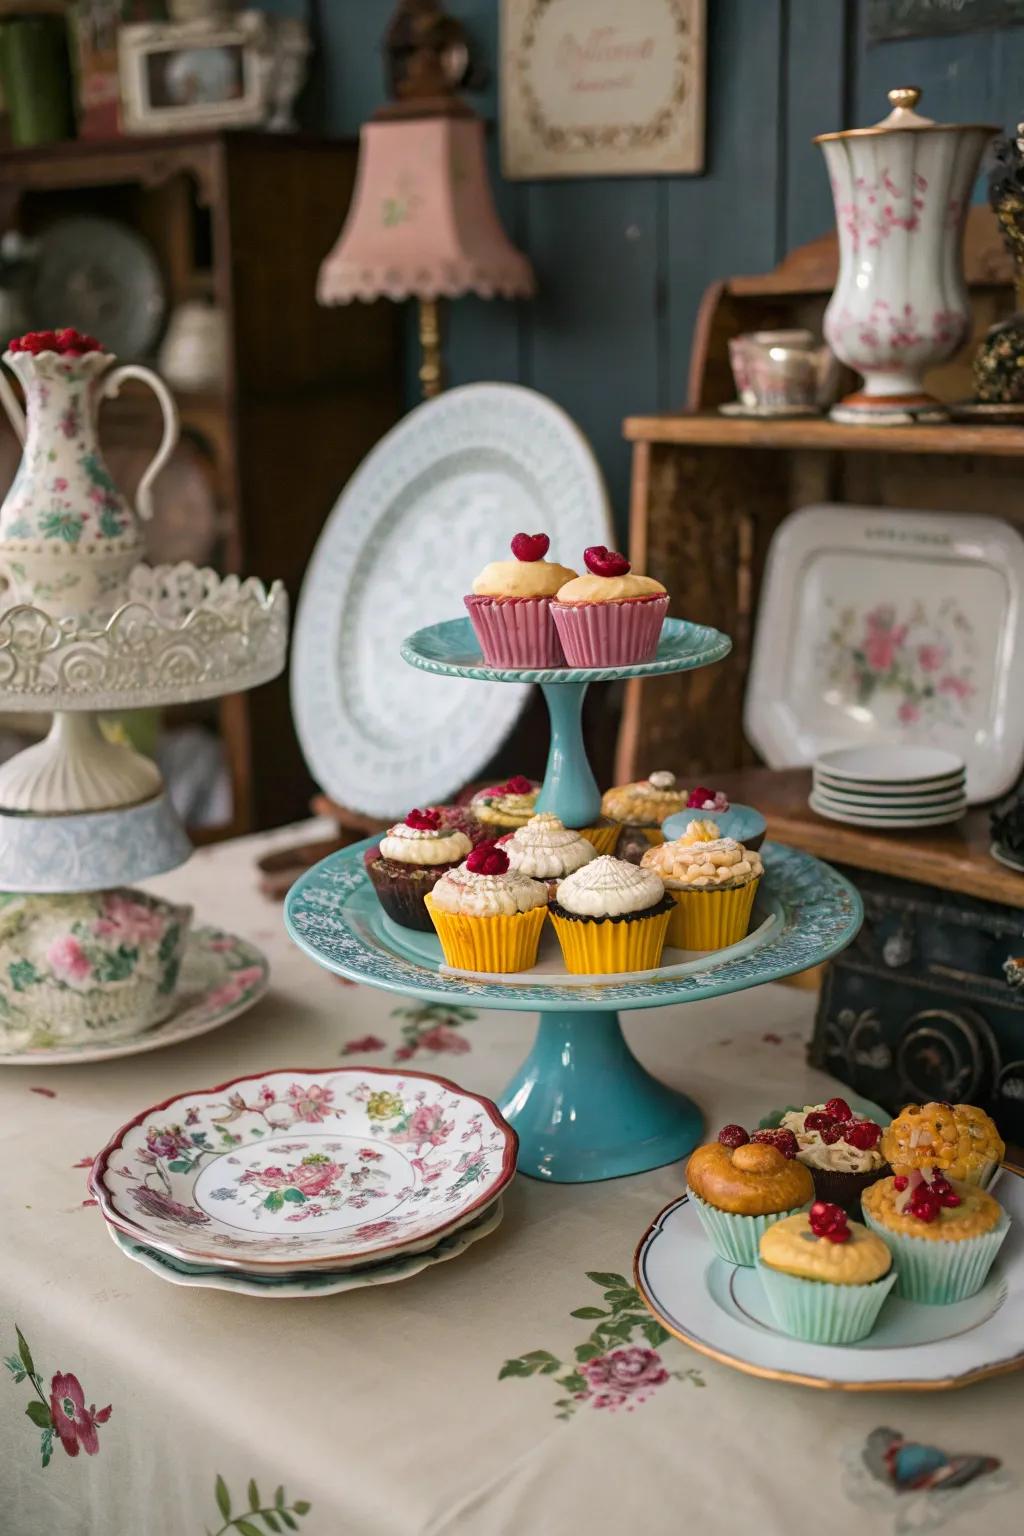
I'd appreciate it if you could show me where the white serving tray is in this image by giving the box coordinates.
[745,506,1024,803]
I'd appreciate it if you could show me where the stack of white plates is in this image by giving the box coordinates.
[89,1067,514,1298]
[810,746,967,830]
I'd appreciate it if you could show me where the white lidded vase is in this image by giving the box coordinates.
[0,337,177,619]
[816,87,997,424]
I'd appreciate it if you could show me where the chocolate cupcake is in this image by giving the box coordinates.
[366,808,473,932]
[778,1098,889,1213]
[548,855,674,974]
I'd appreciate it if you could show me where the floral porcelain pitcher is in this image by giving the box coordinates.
[816,87,997,424]
[0,328,178,618]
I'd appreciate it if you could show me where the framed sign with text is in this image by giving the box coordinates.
[500,0,706,180]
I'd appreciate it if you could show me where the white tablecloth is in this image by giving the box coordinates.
[0,823,1018,1536]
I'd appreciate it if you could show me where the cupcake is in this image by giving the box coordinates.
[424,842,548,974]
[366,808,473,931]
[778,1097,889,1211]
[469,775,540,831]
[550,546,668,667]
[641,836,763,950]
[881,1101,1004,1188]
[601,770,689,853]
[686,1125,814,1267]
[548,855,673,974]
[862,1171,1009,1304]
[758,1203,896,1343]
[573,818,621,856]
[499,812,595,895]
[465,532,578,668]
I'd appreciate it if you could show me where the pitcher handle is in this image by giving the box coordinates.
[101,364,178,521]
[0,365,26,445]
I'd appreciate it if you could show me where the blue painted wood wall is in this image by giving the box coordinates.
[307,0,1024,535]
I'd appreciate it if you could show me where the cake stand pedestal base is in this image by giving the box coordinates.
[500,1009,702,1183]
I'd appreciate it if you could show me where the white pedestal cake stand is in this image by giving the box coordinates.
[286,617,863,1184]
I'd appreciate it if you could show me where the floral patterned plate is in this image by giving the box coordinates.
[91,1066,517,1272]
[0,926,268,1066]
[108,1198,503,1298]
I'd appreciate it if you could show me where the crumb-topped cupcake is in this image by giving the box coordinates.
[601,770,689,853]
[778,1097,889,1211]
[686,1125,814,1266]
[465,532,578,668]
[366,808,473,931]
[499,812,595,893]
[642,835,763,950]
[862,1170,1009,1304]
[758,1203,896,1343]
[548,855,673,974]
[424,842,548,973]
[550,546,668,666]
[469,775,540,831]
[881,1102,1004,1188]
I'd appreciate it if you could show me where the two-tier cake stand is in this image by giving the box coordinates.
[286,617,862,1183]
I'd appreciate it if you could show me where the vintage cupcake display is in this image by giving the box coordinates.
[469,775,540,831]
[465,531,578,667]
[685,1125,814,1267]
[641,834,763,950]
[861,1171,1009,1305]
[424,842,549,974]
[778,1097,889,1211]
[498,812,595,893]
[548,854,673,974]
[757,1203,897,1344]
[366,808,474,931]
[550,546,669,666]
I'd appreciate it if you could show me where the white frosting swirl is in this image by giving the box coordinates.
[504,814,596,880]
[429,865,548,917]
[557,855,665,918]
[780,1105,886,1174]
[378,822,471,866]
[641,837,762,889]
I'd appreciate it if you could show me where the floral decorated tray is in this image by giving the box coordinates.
[634,1167,1024,1392]
[91,1067,517,1271]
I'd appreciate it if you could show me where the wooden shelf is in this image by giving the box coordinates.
[622,411,1024,457]
[716,767,1024,909]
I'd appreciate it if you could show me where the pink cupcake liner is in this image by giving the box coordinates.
[464,595,566,668]
[550,595,668,667]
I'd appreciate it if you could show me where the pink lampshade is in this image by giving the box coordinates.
[318,110,535,304]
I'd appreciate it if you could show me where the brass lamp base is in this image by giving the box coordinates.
[418,296,444,398]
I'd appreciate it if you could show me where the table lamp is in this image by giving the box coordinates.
[316,0,535,398]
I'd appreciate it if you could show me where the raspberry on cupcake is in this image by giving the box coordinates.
[861,1169,1009,1305]
[550,546,669,667]
[424,841,549,974]
[777,1098,889,1212]
[757,1203,896,1343]
[465,532,577,668]
[469,775,540,831]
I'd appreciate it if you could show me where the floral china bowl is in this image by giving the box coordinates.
[90,1066,517,1272]
[0,887,191,1051]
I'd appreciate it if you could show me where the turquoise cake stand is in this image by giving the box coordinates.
[285,618,863,1184]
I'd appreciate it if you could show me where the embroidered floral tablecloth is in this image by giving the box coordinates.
[0,822,1017,1536]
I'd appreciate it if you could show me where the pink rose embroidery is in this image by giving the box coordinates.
[47,935,91,983]
[341,1034,387,1056]
[578,1348,669,1411]
[416,1024,471,1055]
[49,1372,111,1457]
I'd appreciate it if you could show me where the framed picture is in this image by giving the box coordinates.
[117,10,272,133]
[867,0,1024,42]
[500,0,705,180]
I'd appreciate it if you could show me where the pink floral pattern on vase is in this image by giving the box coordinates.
[833,166,927,251]
[821,598,977,729]
[5,1326,111,1468]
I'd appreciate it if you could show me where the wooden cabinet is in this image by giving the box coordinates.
[0,132,404,833]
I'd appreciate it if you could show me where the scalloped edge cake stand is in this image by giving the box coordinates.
[286,617,863,1185]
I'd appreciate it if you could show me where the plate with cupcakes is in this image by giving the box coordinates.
[634,1100,1022,1390]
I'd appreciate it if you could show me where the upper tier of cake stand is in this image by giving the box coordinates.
[0,562,288,712]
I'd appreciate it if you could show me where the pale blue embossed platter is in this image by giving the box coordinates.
[0,792,191,893]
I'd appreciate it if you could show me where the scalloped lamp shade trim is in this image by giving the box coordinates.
[317,114,535,305]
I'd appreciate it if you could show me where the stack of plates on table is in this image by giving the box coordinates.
[89,1067,515,1298]
[810,746,968,830]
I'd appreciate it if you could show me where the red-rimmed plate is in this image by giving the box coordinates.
[90,1066,516,1272]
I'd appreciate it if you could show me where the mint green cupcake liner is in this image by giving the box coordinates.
[862,1208,1010,1304]
[689,1193,809,1268]
[757,1261,897,1343]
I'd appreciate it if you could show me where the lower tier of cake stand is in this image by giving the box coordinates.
[501,1010,701,1182]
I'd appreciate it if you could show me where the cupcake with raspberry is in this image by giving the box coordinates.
[778,1097,890,1212]
[861,1170,1009,1304]
[548,855,673,974]
[601,770,690,854]
[469,775,540,832]
[465,532,578,668]
[498,812,595,895]
[758,1203,896,1343]
[685,1123,814,1266]
[641,835,763,950]
[424,842,548,973]
[366,808,473,931]
[551,546,669,666]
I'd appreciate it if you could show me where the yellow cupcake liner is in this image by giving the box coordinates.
[550,906,670,975]
[424,896,547,974]
[666,878,760,951]
[576,823,620,855]
[639,826,665,847]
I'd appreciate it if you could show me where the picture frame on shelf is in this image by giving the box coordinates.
[117,10,272,134]
[500,0,706,181]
